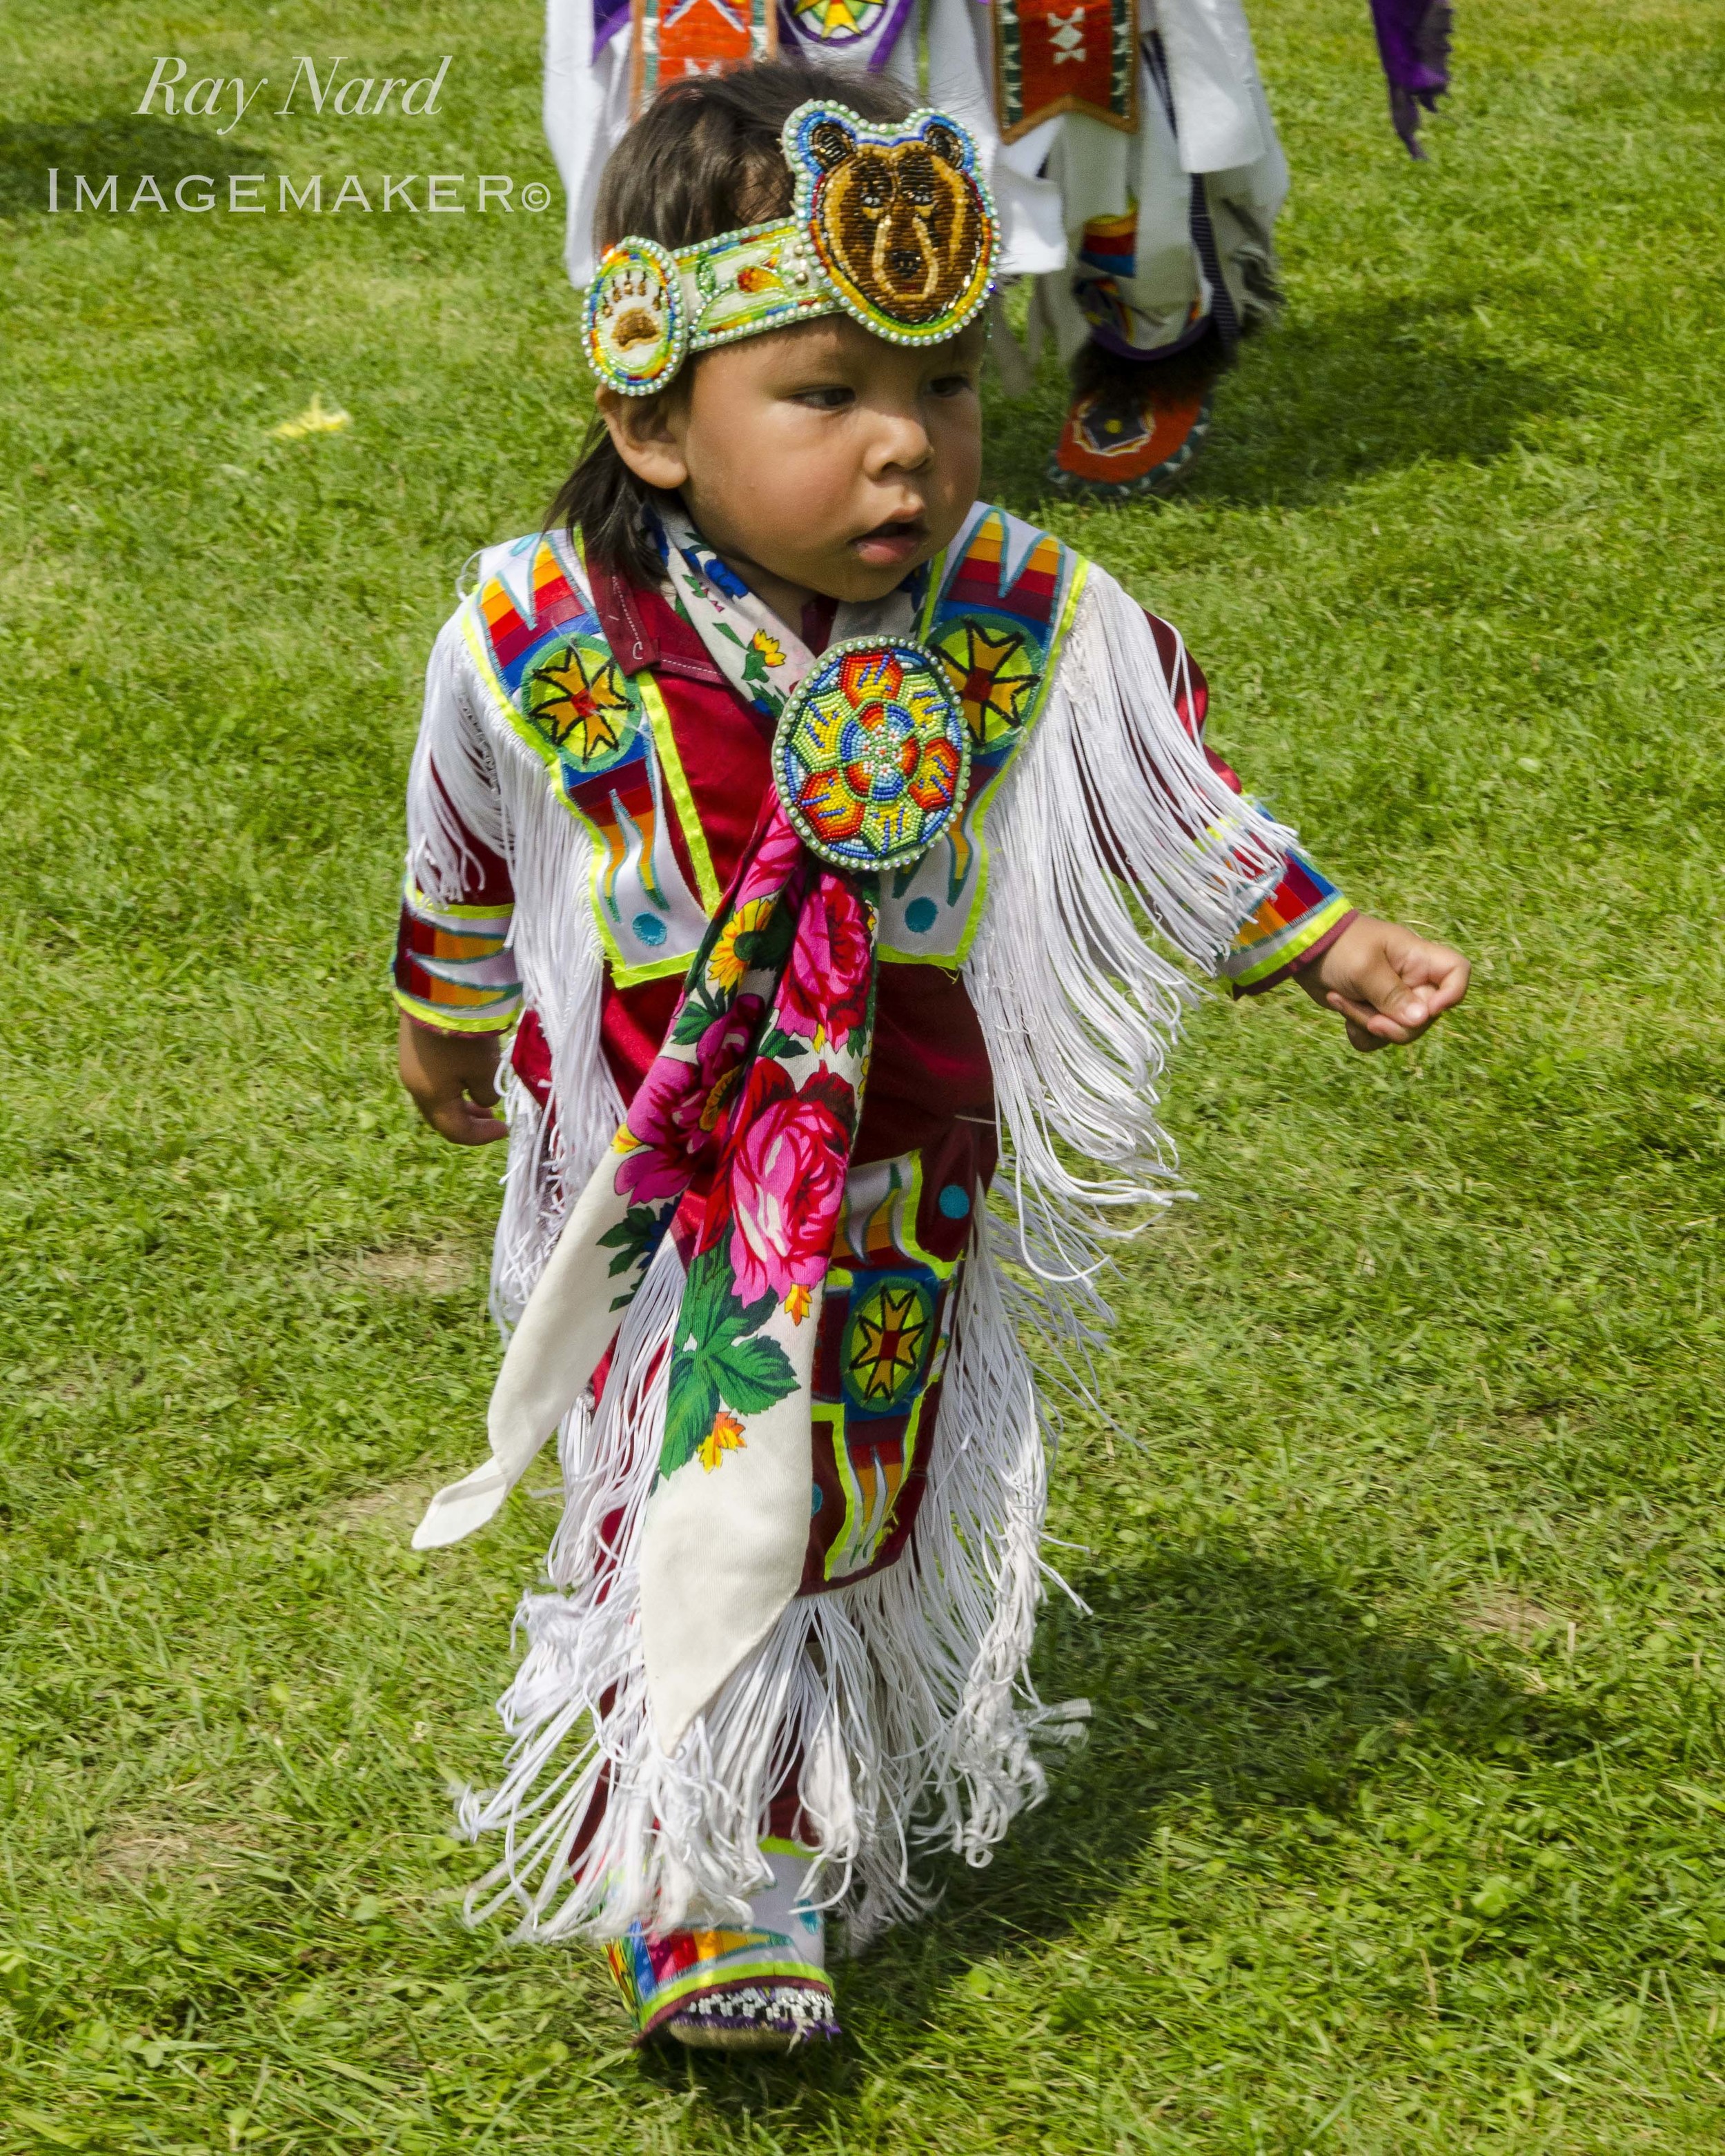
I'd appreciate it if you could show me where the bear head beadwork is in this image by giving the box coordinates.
[789,106,994,338]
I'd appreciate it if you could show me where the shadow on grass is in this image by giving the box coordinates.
[0,119,269,217]
[981,294,1562,518]
[634,1539,1597,2110]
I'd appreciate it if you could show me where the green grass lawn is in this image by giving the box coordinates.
[6,0,1725,2146]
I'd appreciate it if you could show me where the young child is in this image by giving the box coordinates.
[395,63,1467,2050]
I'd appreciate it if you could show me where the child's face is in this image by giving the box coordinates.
[602,314,984,607]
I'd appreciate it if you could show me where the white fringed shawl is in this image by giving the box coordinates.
[402,546,1292,1941]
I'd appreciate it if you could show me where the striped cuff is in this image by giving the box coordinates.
[392,880,522,1034]
[1223,850,1354,996]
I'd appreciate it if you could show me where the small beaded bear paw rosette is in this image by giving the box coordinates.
[583,101,1000,395]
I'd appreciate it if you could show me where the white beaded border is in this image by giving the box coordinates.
[583,236,688,398]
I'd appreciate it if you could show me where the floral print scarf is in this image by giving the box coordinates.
[653,499,918,720]
[458,509,922,1750]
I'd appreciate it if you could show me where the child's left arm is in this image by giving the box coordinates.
[1135,608,1470,1054]
[1292,913,1470,1054]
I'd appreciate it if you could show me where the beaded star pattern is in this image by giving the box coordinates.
[584,102,998,395]
[791,0,890,40]
[772,638,969,873]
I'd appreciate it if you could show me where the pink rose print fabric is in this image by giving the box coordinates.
[600,787,878,1484]
[706,1062,856,1309]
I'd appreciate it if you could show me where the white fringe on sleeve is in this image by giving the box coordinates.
[403,609,624,1331]
[963,563,1294,1289]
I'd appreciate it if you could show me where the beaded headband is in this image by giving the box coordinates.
[584,100,999,396]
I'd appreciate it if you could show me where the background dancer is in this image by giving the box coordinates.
[542,0,1452,498]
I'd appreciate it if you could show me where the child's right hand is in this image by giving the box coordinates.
[397,1013,509,1145]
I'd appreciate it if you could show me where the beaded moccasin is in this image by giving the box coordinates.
[1049,378,1213,499]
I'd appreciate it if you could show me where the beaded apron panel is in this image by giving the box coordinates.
[629,0,778,115]
[994,0,1140,144]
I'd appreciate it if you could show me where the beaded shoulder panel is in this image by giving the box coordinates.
[877,504,1087,964]
[458,506,1083,980]
[460,531,718,985]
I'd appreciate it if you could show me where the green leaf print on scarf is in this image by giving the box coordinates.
[660,1245,798,1481]
[597,1203,671,1309]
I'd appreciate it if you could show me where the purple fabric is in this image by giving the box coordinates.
[594,0,631,57]
[864,0,919,72]
[1368,0,1453,157]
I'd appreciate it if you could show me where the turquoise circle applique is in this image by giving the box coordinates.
[584,239,685,395]
[773,637,969,873]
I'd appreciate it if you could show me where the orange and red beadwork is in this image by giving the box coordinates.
[772,639,969,873]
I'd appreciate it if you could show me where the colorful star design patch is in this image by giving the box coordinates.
[930,615,1042,748]
[772,637,969,873]
[842,1275,935,1412]
[523,637,639,770]
[791,0,889,41]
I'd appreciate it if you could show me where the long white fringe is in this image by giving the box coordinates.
[455,1227,1078,1945]
[965,568,1294,1292]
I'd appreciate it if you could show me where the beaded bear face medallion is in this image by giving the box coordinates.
[786,106,995,340]
[772,637,970,873]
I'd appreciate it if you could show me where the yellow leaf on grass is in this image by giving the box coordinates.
[270,395,352,440]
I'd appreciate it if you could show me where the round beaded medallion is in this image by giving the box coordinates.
[773,637,970,873]
[789,0,890,43]
[787,103,997,345]
[584,239,686,396]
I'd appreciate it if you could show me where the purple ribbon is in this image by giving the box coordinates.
[1368,0,1454,157]
[595,0,631,55]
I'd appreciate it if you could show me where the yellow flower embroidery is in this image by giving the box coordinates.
[783,1284,811,1325]
[751,630,785,668]
[699,1408,747,1472]
[706,895,776,993]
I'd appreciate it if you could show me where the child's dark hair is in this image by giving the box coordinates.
[549,63,915,585]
